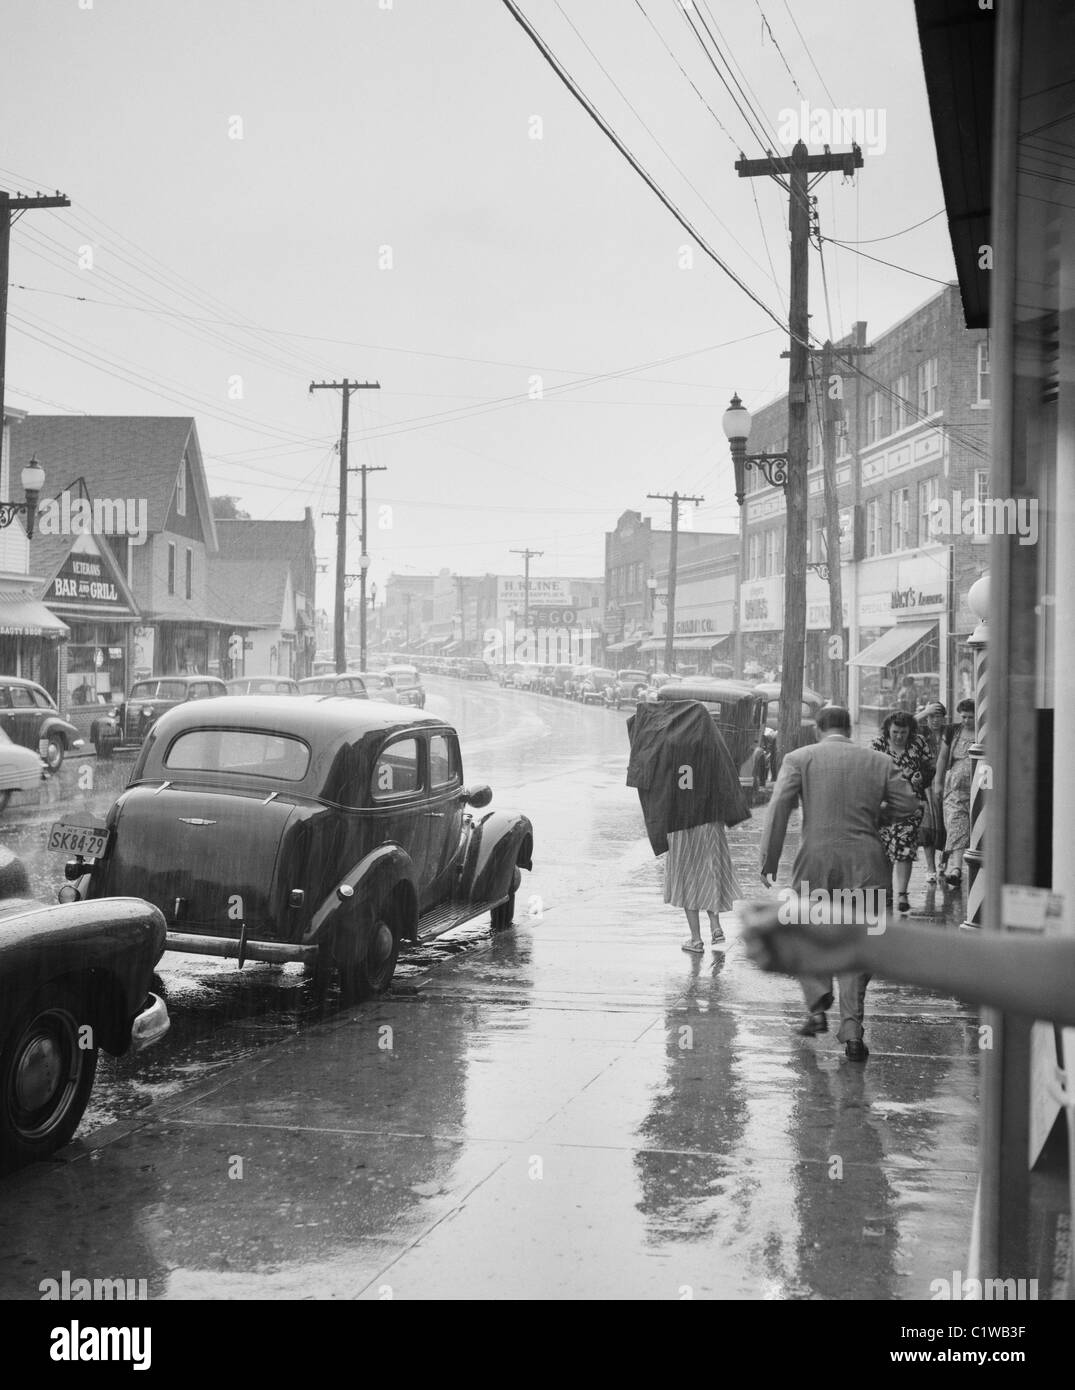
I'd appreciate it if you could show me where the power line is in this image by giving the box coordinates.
[550,0,783,295]
[820,234,955,286]
[754,0,806,100]
[781,0,839,109]
[826,210,945,244]
[498,0,796,343]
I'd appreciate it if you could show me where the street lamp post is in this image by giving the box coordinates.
[723,393,805,774]
[0,456,46,539]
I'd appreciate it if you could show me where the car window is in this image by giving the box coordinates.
[164,728,310,780]
[372,737,420,799]
[430,733,459,788]
[10,687,35,708]
[32,688,53,709]
[129,682,157,700]
[155,681,187,700]
[0,687,11,709]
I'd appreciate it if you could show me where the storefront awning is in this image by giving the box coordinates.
[849,622,936,668]
[442,641,460,653]
[671,634,729,651]
[0,592,70,638]
[638,634,728,653]
[606,639,640,653]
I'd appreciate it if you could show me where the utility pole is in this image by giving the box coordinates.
[0,191,71,463]
[814,338,871,704]
[647,491,703,676]
[352,460,386,672]
[736,140,862,765]
[309,379,380,672]
[509,548,543,632]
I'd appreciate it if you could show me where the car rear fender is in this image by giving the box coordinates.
[459,811,533,904]
[305,843,419,947]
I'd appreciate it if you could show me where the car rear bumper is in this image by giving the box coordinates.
[130,991,170,1052]
[165,931,319,965]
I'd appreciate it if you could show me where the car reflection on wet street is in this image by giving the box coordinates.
[0,677,982,1300]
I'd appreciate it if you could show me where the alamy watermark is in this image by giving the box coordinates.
[776,884,889,934]
[929,1270,1038,1300]
[35,491,148,545]
[928,492,1038,546]
[483,621,599,667]
[776,101,886,157]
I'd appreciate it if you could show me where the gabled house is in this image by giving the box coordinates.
[14,416,246,684]
[211,512,317,678]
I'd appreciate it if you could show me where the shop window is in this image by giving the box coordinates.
[167,543,176,596]
[176,461,187,516]
[973,469,991,535]
[185,548,193,600]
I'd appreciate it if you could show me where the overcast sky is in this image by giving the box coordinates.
[4,0,956,608]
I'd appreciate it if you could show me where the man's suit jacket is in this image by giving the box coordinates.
[760,734,920,891]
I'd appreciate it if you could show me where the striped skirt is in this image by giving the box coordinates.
[663,821,740,911]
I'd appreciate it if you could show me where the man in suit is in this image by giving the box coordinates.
[759,705,920,1060]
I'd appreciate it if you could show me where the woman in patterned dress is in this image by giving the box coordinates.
[933,698,976,887]
[663,722,748,954]
[870,711,935,913]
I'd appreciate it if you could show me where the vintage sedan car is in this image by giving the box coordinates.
[225,676,301,697]
[96,675,229,758]
[384,665,426,709]
[0,676,85,772]
[54,699,534,1005]
[349,671,399,704]
[0,727,46,815]
[298,674,369,700]
[578,668,617,704]
[607,669,650,709]
[0,888,169,1171]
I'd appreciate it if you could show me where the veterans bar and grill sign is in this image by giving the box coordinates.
[48,552,122,607]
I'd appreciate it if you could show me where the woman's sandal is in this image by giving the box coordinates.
[681,939,705,953]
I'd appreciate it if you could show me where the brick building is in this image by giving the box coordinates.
[737,284,991,722]
[605,509,734,668]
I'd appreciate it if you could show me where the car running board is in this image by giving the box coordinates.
[415,898,508,943]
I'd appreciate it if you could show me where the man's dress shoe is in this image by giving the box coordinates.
[845,1039,869,1062]
[797,1012,828,1036]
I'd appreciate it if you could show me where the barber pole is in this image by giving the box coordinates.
[961,579,989,931]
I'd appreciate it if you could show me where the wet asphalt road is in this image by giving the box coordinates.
[0,679,981,1299]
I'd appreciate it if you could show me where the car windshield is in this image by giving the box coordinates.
[163,728,310,780]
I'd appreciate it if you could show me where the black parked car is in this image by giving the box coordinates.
[297,674,369,699]
[0,677,84,772]
[96,675,229,757]
[0,891,169,1171]
[54,698,534,1004]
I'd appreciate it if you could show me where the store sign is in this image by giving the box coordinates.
[674,617,715,634]
[48,551,125,608]
[497,576,572,608]
[739,576,783,632]
[857,549,949,623]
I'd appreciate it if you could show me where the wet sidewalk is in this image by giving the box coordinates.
[0,803,980,1300]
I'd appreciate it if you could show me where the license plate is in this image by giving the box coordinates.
[48,823,110,858]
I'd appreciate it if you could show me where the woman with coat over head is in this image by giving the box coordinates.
[627,699,751,954]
